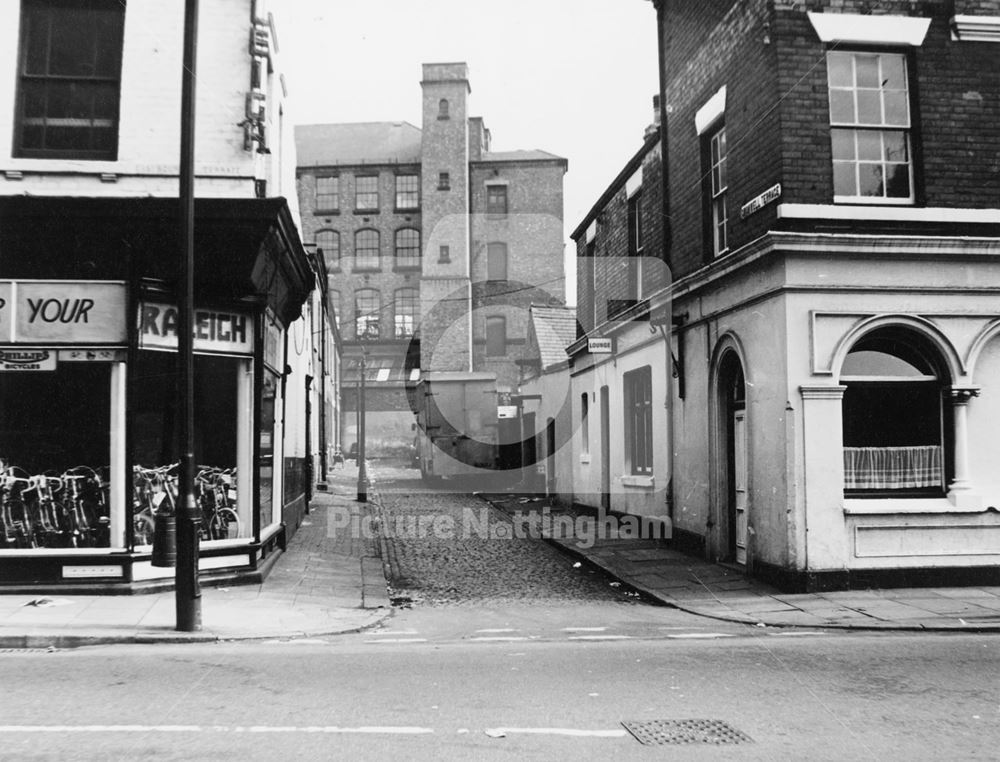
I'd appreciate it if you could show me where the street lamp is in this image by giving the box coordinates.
[175,0,201,632]
[356,353,367,503]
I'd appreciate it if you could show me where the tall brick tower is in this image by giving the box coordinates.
[419,63,472,372]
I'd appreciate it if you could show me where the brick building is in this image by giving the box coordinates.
[296,63,567,459]
[0,0,332,590]
[562,0,1000,590]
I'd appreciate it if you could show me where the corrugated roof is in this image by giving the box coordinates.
[480,149,566,163]
[530,305,578,370]
[294,122,423,166]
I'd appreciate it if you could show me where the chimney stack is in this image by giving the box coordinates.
[644,94,661,139]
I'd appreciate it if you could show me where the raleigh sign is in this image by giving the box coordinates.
[0,281,127,344]
[140,302,254,356]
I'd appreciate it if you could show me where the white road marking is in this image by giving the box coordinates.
[470,636,530,642]
[0,725,434,735]
[561,627,607,632]
[484,727,628,738]
[666,633,735,639]
[474,628,517,633]
[363,638,428,644]
[567,635,632,641]
[0,726,202,733]
[767,631,827,637]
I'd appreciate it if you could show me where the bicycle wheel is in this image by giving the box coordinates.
[208,508,240,540]
[134,511,155,547]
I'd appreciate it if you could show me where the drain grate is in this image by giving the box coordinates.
[622,719,753,746]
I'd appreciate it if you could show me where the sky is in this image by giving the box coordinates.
[278,1,661,303]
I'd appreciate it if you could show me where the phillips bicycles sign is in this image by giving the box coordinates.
[0,349,56,371]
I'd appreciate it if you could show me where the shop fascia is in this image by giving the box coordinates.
[0,279,258,572]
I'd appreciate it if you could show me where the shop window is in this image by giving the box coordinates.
[394,228,421,269]
[316,176,339,211]
[355,288,381,340]
[354,229,380,270]
[395,174,419,210]
[315,229,340,270]
[827,51,914,203]
[486,185,508,216]
[131,351,252,544]
[15,0,126,160]
[486,316,506,357]
[355,175,379,211]
[487,242,508,282]
[394,287,418,339]
[624,366,653,475]
[841,329,948,494]
[0,362,113,548]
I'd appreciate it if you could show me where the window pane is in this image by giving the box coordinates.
[830,129,855,160]
[833,161,857,196]
[827,52,853,87]
[883,91,909,127]
[856,130,882,161]
[856,90,881,125]
[883,131,908,163]
[829,90,855,123]
[885,163,911,199]
[855,55,880,88]
[858,163,884,196]
[486,317,506,356]
[23,7,50,75]
[880,54,906,91]
[487,243,508,280]
[50,8,98,76]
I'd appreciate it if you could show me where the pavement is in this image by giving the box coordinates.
[0,471,392,648]
[3,462,1000,647]
[483,494,1000,632]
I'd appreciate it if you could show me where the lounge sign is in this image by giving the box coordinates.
[140,302,254,356]
[0,281,127,344]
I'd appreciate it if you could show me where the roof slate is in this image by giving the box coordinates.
[294,122,423,166]
[530,306,578,370]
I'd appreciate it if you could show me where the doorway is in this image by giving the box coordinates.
[717,352,747,564]
[600,386,610,511]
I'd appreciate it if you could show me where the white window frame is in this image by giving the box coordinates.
[827,50,915,205]
[710,126,728,256]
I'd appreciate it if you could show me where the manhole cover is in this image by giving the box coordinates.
[622,719,753,746]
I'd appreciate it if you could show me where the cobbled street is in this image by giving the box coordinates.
[372,471,639,607]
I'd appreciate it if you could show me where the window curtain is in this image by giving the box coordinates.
[843,445,942,490]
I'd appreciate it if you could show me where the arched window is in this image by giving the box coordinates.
[355,229,380,270]
[438,98,449,119]
[394,228,421,269]
[394,288,419,339]
[841,328,949,493]
[315,229,340,269]
[354,288,380,340]
[487,242,508,281]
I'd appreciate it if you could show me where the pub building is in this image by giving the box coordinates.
[0,195,313,591]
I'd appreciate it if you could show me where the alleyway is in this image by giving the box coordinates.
[372,470,638,606]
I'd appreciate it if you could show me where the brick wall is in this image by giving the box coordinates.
[661,0,1000,280]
